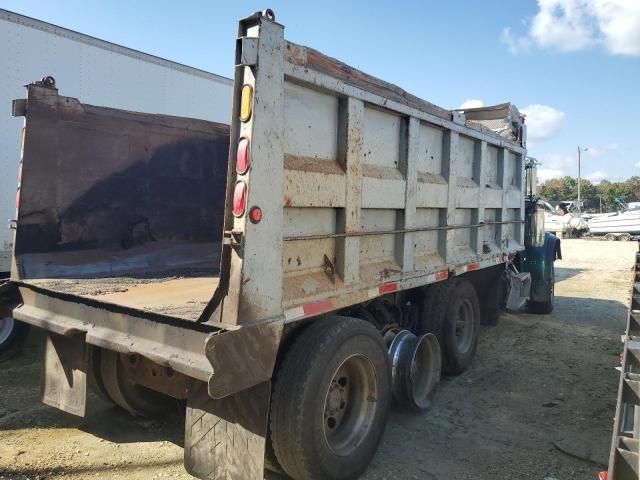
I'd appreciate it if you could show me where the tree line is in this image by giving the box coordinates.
[538,176,640,212]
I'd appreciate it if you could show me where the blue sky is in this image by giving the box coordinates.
[1,0,638,183]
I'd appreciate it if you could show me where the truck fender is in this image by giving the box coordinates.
[544,233,562,262]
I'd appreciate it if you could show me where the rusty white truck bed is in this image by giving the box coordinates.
[27,273,219,321]
[19,241,220,321]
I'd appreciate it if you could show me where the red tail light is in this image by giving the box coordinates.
[249,206,262,224]
[236,138,250,174]
[233,181,247,217]
[15,189,20,210]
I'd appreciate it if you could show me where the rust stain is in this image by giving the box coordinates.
[289,42,450,121]
[417,171,447,185]
[284,154,345,175]
[362,164,404,180]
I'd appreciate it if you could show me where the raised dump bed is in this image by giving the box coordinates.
[12,84,228,321]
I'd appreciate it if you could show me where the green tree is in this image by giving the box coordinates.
[596,180,633,212]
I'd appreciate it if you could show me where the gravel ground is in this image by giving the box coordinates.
[0,239,636,480]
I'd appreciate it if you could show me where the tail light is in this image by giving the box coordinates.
[233,181,247,217]
[240,85,253,122]
[236,138,250,174]
[249,206,262,224]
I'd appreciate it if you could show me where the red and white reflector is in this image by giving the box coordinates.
[236,138,250,174]
[232,181,247,217]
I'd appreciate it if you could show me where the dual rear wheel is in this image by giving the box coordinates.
[89,348,175,417]
[270,280,483,479]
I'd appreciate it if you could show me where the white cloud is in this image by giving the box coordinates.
[535,152,619,182]
[538,168,566,182]
[586,170,609,183]
[585,143,619,157]
[501,0,640,56]
[459,99,484,109]
[500,27,533,54]
[634,161,640,168]
[536,153,576,180]
[521,104,566,144]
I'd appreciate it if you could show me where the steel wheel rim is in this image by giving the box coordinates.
[0,316,15,344]
[323,354,377,457]
[455,299,474,353]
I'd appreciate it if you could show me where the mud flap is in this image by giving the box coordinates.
[184,380,271,480]
[41,332,88,417]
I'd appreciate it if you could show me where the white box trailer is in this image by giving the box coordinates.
[0,8,232,272]
[1,10,562,480]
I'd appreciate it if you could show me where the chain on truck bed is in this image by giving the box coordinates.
[607,243,640,479]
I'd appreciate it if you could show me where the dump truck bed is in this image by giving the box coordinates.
[23,241,219,320]
[12,83,229,323]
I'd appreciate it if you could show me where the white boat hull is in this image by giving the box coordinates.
[587,210,640,234]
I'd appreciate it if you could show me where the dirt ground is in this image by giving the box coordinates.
[0,239,636,480]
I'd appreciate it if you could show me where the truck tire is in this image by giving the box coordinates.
[98,349,175,417]
[421,279,480,376]
[419,281,453,339]
[442,280,481,375]
[528,263,555,314]
[270,316,391,480]
[0,317,30,362]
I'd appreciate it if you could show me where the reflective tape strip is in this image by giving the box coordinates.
[434,270,449,281]
[284,306,305,321]
[284,299,335,322]
[378,283,398,294]
[303,299,334,316]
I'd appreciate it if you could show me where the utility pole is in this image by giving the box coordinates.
[577,146,589,215]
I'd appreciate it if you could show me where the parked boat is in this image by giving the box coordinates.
[587,198,640,236]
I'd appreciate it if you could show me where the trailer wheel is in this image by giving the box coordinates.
[0,317,30,362]
[528,263,555,314]
[270,316,391,480]
[97,349,174,417]
[421,280,480,376]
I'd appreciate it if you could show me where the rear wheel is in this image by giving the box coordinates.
[0,317,30,362]
[620,233,632,242]
[420,279,480,376]
[270,316,391,480]
[529,263,555,314]
[96,349,175,417]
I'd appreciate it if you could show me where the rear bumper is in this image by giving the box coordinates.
[11,284,283,398]
[13,285,215,382]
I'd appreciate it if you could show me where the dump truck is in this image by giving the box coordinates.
[0,10,561,480]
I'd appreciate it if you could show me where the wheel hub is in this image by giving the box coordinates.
[455,299,474,353]
[322,355,376,457]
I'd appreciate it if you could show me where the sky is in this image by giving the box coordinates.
[1,0,638,183]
